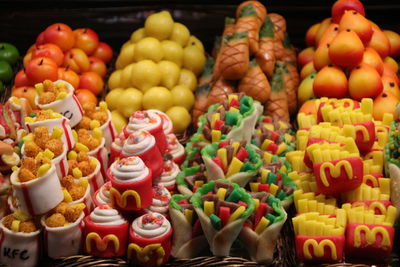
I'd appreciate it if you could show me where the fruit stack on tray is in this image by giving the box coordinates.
[1,0,400,266]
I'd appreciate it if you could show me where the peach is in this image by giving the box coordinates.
[361,47,383,75]
[331,0,365,23]
[328,29,364,68]
[298,47,315,67]
[368,27,390,59]
[348,64,383,100]
[383,30,400,58]
[338,10,372,44]
[315,18,332,46]
[373,91,399,121]
[306,23,320,47]
[313,65,348,98]
[313,43,331,71]
[300,61,316,81]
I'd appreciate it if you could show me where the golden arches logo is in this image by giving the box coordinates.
[354,125,370,142]
[128,243,165,266]
[109,187,141,208]
[354,225,391,248]
[363,174,379,187]
[303,239,337,260]
[319,160,353,187]
[85,232,120,253]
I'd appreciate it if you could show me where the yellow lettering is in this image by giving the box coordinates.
[128,243,165,266]
[354,125,370,142]
[86,232,120,253]
[303,239,337,260]
[110,187,141,208]
[319,160,353,187]
[354,225,390,248]
[363,175,378,187]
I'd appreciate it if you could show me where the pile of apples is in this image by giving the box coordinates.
[297,0,400,121]
[105,10,206,134]
[12,23,113,108]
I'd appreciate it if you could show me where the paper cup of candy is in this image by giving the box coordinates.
[0,218,41,267]
[127,212,173,267]
[123,110,168,154]
[83,205,129,257]
[7,195,17,214]
[21,143,69,179]
[11,165,63,215]
[25,116,75,150]
[87,137,108,180]
[34,80,83,128]
[98,109,117,151]
[176,166,208,195]
[106,157,153,211]
[69,182,94,215]
[295,235,345,262]
[74,157,104,196]
[41,212,85,259]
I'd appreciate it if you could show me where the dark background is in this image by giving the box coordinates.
[0,0,399,54]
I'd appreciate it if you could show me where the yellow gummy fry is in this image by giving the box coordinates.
[379,178,390,195]
[56,92,67,100]
[231,142,240,155]
[263,152,273,164]
[13,210,30,222]
[90,158,98,167]
[194,180,204,187]
[261,139,273,151]
[93,128,103,141]
[24,117,35,123]
[385,206,396,226]
[261,169,270,184]
[37,163,51,177]
[79,178,89,189]
[35,83,44,94]
[90,120,101,129]
[228,94,238,102]
[382,113,394,126]
[99,101,108,111]
[211,111,221,128]
[72,203,86,211]
[204,201,214,217]
[264,123,274,131]
[72,130,78,143]
[50,127,63,140]
[228,206,245,223]
[68,150,78,160]
[76,143,89,152]
[216,188,227,200]
[63,189,73,202]
[269,184,279,196]
[43,149,55,160]
[276,143,288,155]
[211,130,221,143]
[255,217,270,234]
[253,198,260,210]
[217,148,228,168]
[184,209,193,224]
[226,157,243,177]
[73,168,83,178]
[22,133,34,143]
[11,220,20,232]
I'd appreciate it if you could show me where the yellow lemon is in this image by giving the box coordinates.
[186,35,204,52]
[171,85,195,110]
[117,88,143,118]
[143,86,173,112]
[108,70,123,90]
[131,60,162,92]
[120,63,135,88]
[120,40,132,51]
[105,88,124,110]
[133,37,164,62]
[130,28,146,43]
[166,106,191,133]
[178,69,197,91]
[161,40,183,67]
[115,43,135,69]
[111,110,128,133]
[144,11,174,41]
[169,23,190,47]
[158,60,180,89]
[183,45,206,76]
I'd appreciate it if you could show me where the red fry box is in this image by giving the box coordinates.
[123,110,168,154]
[34,80,83,128]
[349,200,392,215]
[345,223,394,259]
[41,212,85,258]
[25,116,75,150]
[303,138,343,169]
[107,157,153,211]
[353,121,375,155]
[128,212,173,267]
[11,165,63,216]
[314,157,363,195]
[98,109,117,151]
[0,218,41,267]
[87,137,108,181]
[83,205,129,257]
[296,235,345,262]
[74,157,105,197]
[317,99,360,123]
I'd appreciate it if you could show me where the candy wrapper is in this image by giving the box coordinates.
[202,141,262,187]
[127,212,173,267]
[35,80,83,127]
[191,94,263,147]
[191,180,254,256]
[169,194,208,259]
[239,193,287,264]
[176,165,207,195]
[84,205,129,257]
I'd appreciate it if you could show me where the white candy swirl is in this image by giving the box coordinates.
[148,110,172,135]
[110,156,149,183]
[157,160,179,187]
[122,130,155,155]
[132,212,171,238]
[89,205,126,225]
[126,111,162,133]
[166,134,184,159]
[95,182,112,205]
[111,133,125,152]
[146,185,171,215]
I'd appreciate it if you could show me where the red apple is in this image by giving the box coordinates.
[14,69,32,87]
[36,31,46,45]
[331,0,365,23]
[43,23,75,52]
[31,43,64,66]
[298,47,315,68]
[79,71,104,96]
[92,42,113,63]
[73,28,99,55]
[57,67,80,90]
[23,53,32,69]
[88,56,107,77]
[63,48,90,74]
[26,57,58,84]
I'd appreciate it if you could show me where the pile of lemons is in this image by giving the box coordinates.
[106,11,206,133]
